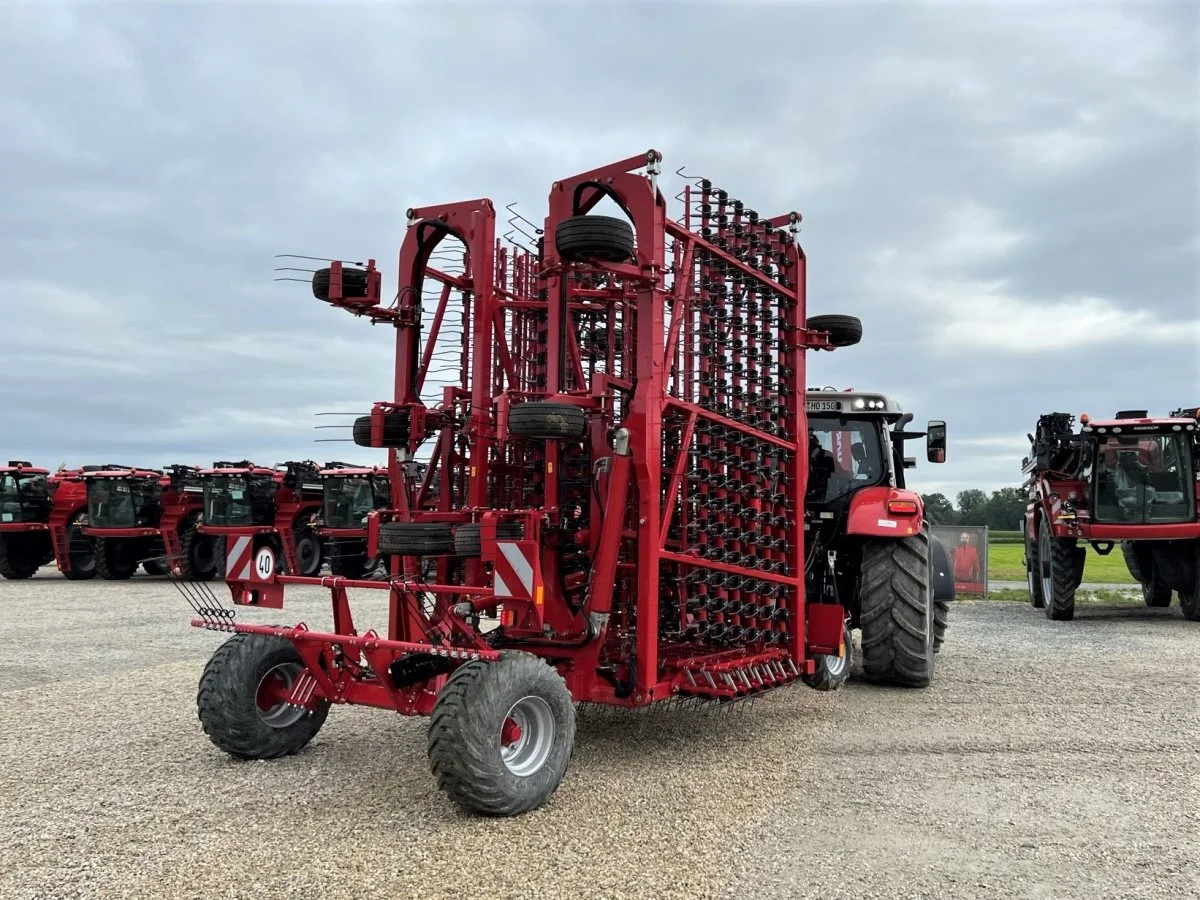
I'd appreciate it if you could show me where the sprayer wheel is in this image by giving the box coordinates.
[311,266,369,301]
[454,523,526,556]
[0,536,41,580]
[806,314,863,347]
[94,537,139,580]
[378,522,453,556]
[62,513,96,580]
[555,214,635,263]
[352,411,410,448]
[507,402,587,441]
[197,632,329,760]
[428,651,576,817]
[1039,511,1084,621]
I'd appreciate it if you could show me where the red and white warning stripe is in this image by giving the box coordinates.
[492,540,533,601]
[225,535,253,580]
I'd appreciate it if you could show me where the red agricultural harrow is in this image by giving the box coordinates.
[0,461,95,580]
[76,464,217,580]
[184,150,870,816]
[1021,408,1200,620]
[196,460,326,577]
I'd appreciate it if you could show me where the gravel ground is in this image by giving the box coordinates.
[1,567,1197,900]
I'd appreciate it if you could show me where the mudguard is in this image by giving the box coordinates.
[846,486,926,538]
[929,532,955,600]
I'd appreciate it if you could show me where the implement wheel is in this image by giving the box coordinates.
[454,523,525,556]
[1039,511,1084,621]
[807,314,863,348]
[803,623,852,692]
[94,537,139,580]
[352,411,410,448]
[379,522,453,556]
[312,266,369,301]
[858,529,936,688]
[428,651,576,817]
[555,214,635,263]
[197,632,329,760]
[508,402,587,441]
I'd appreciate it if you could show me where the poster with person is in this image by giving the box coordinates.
[931,525,989,595]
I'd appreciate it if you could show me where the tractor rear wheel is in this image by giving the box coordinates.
[806,314,863,347]
[178,518,217,581]
[555,215,635,263]
[62,513,96,580]
[0,535,41,580]
[197,632,329,760]
[94,538,139,580]
[858,530,936,688]
[378,522,454,556]
[1039,511,1084,621]
[1024,520,1045,609]
[507,402,587,441]
[803,623,853,691]
[428,651,576,817]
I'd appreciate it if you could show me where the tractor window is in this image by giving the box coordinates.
[323,476,383,529]
[86,478,162,528]
[1,473,50,523]
[203,474,276,526]
[806,416,886,504]
[1092,434,1195,524]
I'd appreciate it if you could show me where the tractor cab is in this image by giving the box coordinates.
[0,462,52,525]
[81,465,166,529]
[318,462,391,529]
[803,388,946,514]
[200,461,279,527]
[1079,412,1197,526]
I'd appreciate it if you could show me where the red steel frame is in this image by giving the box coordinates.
[76,466,206,574]
[204,150,849,717]
[0,463,92,576]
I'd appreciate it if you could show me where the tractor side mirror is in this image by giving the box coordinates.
[927,420,947,463]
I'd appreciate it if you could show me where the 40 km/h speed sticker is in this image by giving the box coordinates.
[253,546,276,581]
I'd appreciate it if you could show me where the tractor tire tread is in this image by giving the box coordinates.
[858,530,935,688]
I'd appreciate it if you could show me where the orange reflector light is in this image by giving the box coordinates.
[887,499,919,515]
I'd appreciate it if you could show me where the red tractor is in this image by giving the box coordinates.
[188,150,870,817]
[77,464,217,580]
[314,461,392,578]
[0,461,95,580]
[802,388,953,688]
[198,460,325,577]
[1022,409,1200,621]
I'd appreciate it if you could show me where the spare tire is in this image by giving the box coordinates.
[312,266,369,301]
[454,523,526,556]
[508,402,587,441]
[378,523,453,556]
[807,314,862,348]
[352,411,410,448]
[555,215,635,263]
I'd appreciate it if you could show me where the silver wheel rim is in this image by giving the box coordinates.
[500,695,555,777]
[256,662,306,728]
[823,651,847,678]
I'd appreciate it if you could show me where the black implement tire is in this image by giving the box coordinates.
[62,513,96,580]
[807,314,863,348]
[179,517,217,581]
[378,522,453,556]
[508,402,587,441]
[802,623,852,691]
[94,537,139,580]
[454,523,526,556]
[197,632,329,760]
[428,650,576,817]
[555,215,634,264]
[858,529,936,688]
[312,266,369,301]
[352,411,410,448]
[0,536,41,580]
[933,600,949,653]
[1025,520,1045,609]
[1039,511,1084,621]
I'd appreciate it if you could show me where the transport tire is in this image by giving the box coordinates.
[933,600,950,653]
[454,523,526,556]
[378,522,454,556]
[1024,521,1045,609]
[858,529,936,688]
[428,651,576,817]
[507,402,587,441]
[806,314,863,348]
[197,632,329,760]
[311,265,369,301]
[352,411,410,448]
[62,513,96,580]
[94,537,139,580]
[802,623,853,691]
[1039,511,1084,621]
[0,536,40,580]
[554,215,635,263]
[179,517,217,581]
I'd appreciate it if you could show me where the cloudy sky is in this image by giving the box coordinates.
[1,0,1196,499]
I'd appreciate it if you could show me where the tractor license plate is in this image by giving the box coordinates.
[806,400,841,412]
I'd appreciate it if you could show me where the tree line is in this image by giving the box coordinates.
[920,487,1025,531]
